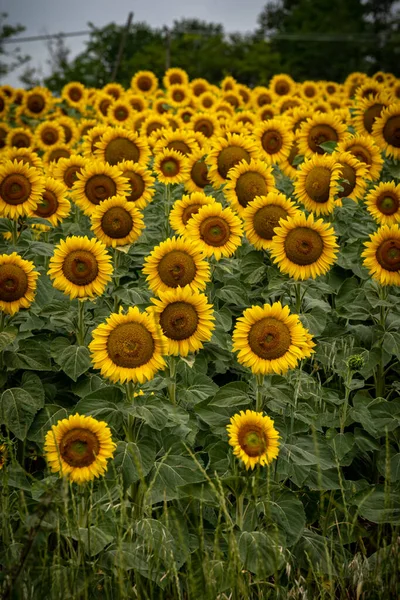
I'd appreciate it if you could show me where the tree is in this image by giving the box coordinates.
[0,12,30,80]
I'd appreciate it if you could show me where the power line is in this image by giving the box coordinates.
[3,31,91,44]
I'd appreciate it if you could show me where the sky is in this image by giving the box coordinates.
[2,0,267,86]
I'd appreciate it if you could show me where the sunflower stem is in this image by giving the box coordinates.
[113,249,121,312]
[125,381,137,443]
[255,374,264,412]
[0,312,6,333]
[167,356,177,405]
[11,219,18,246]
[76,300,86,346]
[164,184,172,238]
[375,285,389,398]
[340,366,353,434]
[294,281,302,313]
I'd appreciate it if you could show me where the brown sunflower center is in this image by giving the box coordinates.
[27,94,45,114]
[253,204,288,240]
[383,116,400,148]
[194,119,214,138]
[137,76,152,92]
[62,250,99,285]
[305,166,331,203]
[69,87,83,102]
[191,160,209,188]
[123,170,145,202]
[101,206,133,239]
[275,81,290,95]
[81,124,95,137]
[157,250,197,287]
[248,316,291,360]
[0,264,28,302]
[114,107,129,121]
[0,174,31,205]
[377,193,399,215]
[159,301,199,340]
[49,148,71,162]
[261,130,283,154]
[348,144,371,165]
[40,127,59,146]
[258,94,272,107]
[308,124,338,154]
[284,227,324,265]
[376,239,400,271]
[169,74,183,85]
[182,203,202,225]
[84,174,117,206]
[199,216,231,247]
[60,428,99,467]
[63,165,82,189]
[107,322,154,367]
[363,103,385,133]
[236,172,269,208]
[11,133,31,148]
[217,146,251,180]
[61,124,73,143]
[160,158,180,177]
[172,90,184,102]
[338,163,356,198]
[238,425,268,457]
[99,99,111,116]
[104,138,140,165]
[35,190,58,218]
[167,141,191,155]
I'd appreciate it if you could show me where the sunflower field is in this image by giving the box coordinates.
[0,69,400,599]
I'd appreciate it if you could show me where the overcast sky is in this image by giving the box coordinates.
[2,0,267,87]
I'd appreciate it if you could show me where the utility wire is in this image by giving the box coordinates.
[3,31,91,44]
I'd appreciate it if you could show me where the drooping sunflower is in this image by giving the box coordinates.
[52,155,87,189]
[227,410,280,470]
[106,98,136,126]
[270,212,339,280]
[294,154,342,215]
[362,225,400,286]
[62,82,87,110]
[44,413,116,484]
[90,195,144,248]
[184,149,211,193]
[206,133,258,188]
[95,126,150,167]
[89,306,167,384]
[22,87,52,119]
[332,150,369,204]
[352,93,390,136]
[184,202,243,261]
[32,176,70,226]
[242,192,301,251]
[35,121,66,151]
[297,112,349,157]
[0,160,44,219]
[3,147,43,170]
[143,236,211,294]
[131,71,158,96]
[0,252,39,315]
[6,127,34,149]
[48,236,113,300]
[232,301,315,377]
[372,103,400,160]
[365,181,400,226]
[169,191,215,236]
[153,129,199,156]
[72,161,130,216]
[270,74,296,97]
[336,134,384,181]
[118,160,155,209]
[153,148,190,185]
[225,159,276,215]
[149,286,215,356]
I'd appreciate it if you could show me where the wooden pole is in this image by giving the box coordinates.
[111,11,133,82]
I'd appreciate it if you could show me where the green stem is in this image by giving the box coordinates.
[76,300,86,346]
[113,250,121,312]
[167,356,177,405]
[340,368,353,434]
[294,281,302,313]
[376,286,389,398]
[125,381,137,442]
[11,219,18,246]
[255,374,264,412]
[0,312,6,333]
[164,184,172,238]
[236,494,244,530]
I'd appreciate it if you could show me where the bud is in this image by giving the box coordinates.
[346,354,365,371]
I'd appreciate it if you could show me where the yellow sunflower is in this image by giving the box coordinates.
[103,82,125,100]
[178,106,195,123]
[90,195,144,248]
[294,154,342,215]
[242,192,301,251]
[332,150,369,204]
[280,138,302,180]
[276,96,304,114]
[336,134,383,181]
[6,127,34,149]
[187,111,220,140]
[257,105,277,122]
[362,225,400,286]
[365,181,400,226]
[270,212,339,280]
[93,92,113,119]
[196,91,218,111]
[232,301,315,376]
[372,103,400,160]
[81,124,110,158]
[125,92,148,113]
[227,410,280,470]
[56,115,79,146]
[89,306,166,384]
[149,286,215,356]
[166,84,192,108]
[0,252,39,315]
[233,110,257,130]
[163,67,189,88]
[352,93,390,136]
[190,78,209,98]
[270,74,297,97]
[131,71,158,96]
[206,133,258,188]
[143,236,211,294]
[44,413,116,484]
[184,149,211,193]
[0,443,8,470]
[169,191,215,236]
[0,160,44,219]
[251,86,276,110]
[48,236,113,300]
[153,129,200,156]
[77,119,98,140]
[355,80,384,103]
[237,84,252,107]
[118,160,155,209]
[184,202,243,261]
[62,82,87,110]
[153,148,190,185]
[2,147,43,170]
[95,126,150,167]
[106,98,136,126]
[297,112,349,157]
[0,91,9,118]
[299,81,319,101]
[35,121,66,151]
[140,113,170,138]
[225,159,276,215]
[42,144,73,165]
[32,176,70,226]
[71,161,130,216]
[285,107,314,133]
[251,118,293,165]
[222,90,243,110]
[22,87,52,119]
[52,155,87,189]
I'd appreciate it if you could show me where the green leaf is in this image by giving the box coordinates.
[110,439,156,487]
[148,454,205,503]
[21,372,45,407]
[0,327,17,351]
[55,345,92,381]
[27,405,68,443]
[285,435,336,469]
[209,381,250,407]
[319,140,337,153]
[75,396,123,431]
[215,284,248,306]
[238,531,283,577]
[179,372,218,405]
[270,491,306,547]
[0,387,43,440]
[295,530,337,575]
[4,340,51,371]
[355,485,400,524]
[74,527,114,557]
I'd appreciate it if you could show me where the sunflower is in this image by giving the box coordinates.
[233,110,257,129]
[196,91,218,111]
[227,410,280,470]
[6,128,34,149]
[118,160,155,209]
[56,115,79,146]
[153,129,199,156]
[0,123,10,149]
[237,84,252,107]
[257,105,277,122]
[22,87,52,119]
[190,78,209,98]
[89,306,166,384]
[143,236,210,294]
[90,195,144,248]
[0,443,7,470]
[297,112,349,157]
[336,134,383,181]
[220,75,237,92]
[152,96,169,116]
[355,80,384,103]
[153,148,190,185]
[225,159,276,215]
[0,160,44,219]
[299,81,319,101]
[232,301,315,377]
[372,103,400,160]
[280,138,302,179]
[48,236,113,300]
[213,101,235,119]
[52,155,87,189]
[169,191,215,236]
[149,286,215,356]
[81,124,110,157]
[251,118,293,165]
[206,133,258,188]
[166,84,192,108]
[270,74,296,97]
[362,225,400,286]
[0,252,39,315]
[251,87,275,110]
[140,113,170,138]
[270,212,339,280]
[222,90,243,110]
[365,181,400,226]
[332,151,369,204]
[3,147,43,170]
[62,82,87,110]
[178,106,195,124]
[189,111,221,139]
[352,93,390,136]
[285,107,314,133]
[32,176,70,226]
[95,126,150,167]
[106,98,136,126]
[242,192,301,251]
[72,161,130,216]
[42,144,73,165]
[294,154,342,215]
[93,92,113,118]
[277,96,304,114]
[35,121,66,151]
[131,71,158,96]
[184,149,211,193]
[125,92,148,113]
[185,202,243,261]
[77,119,98,139]
[103,82,125,100]
[44,413,116,484]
